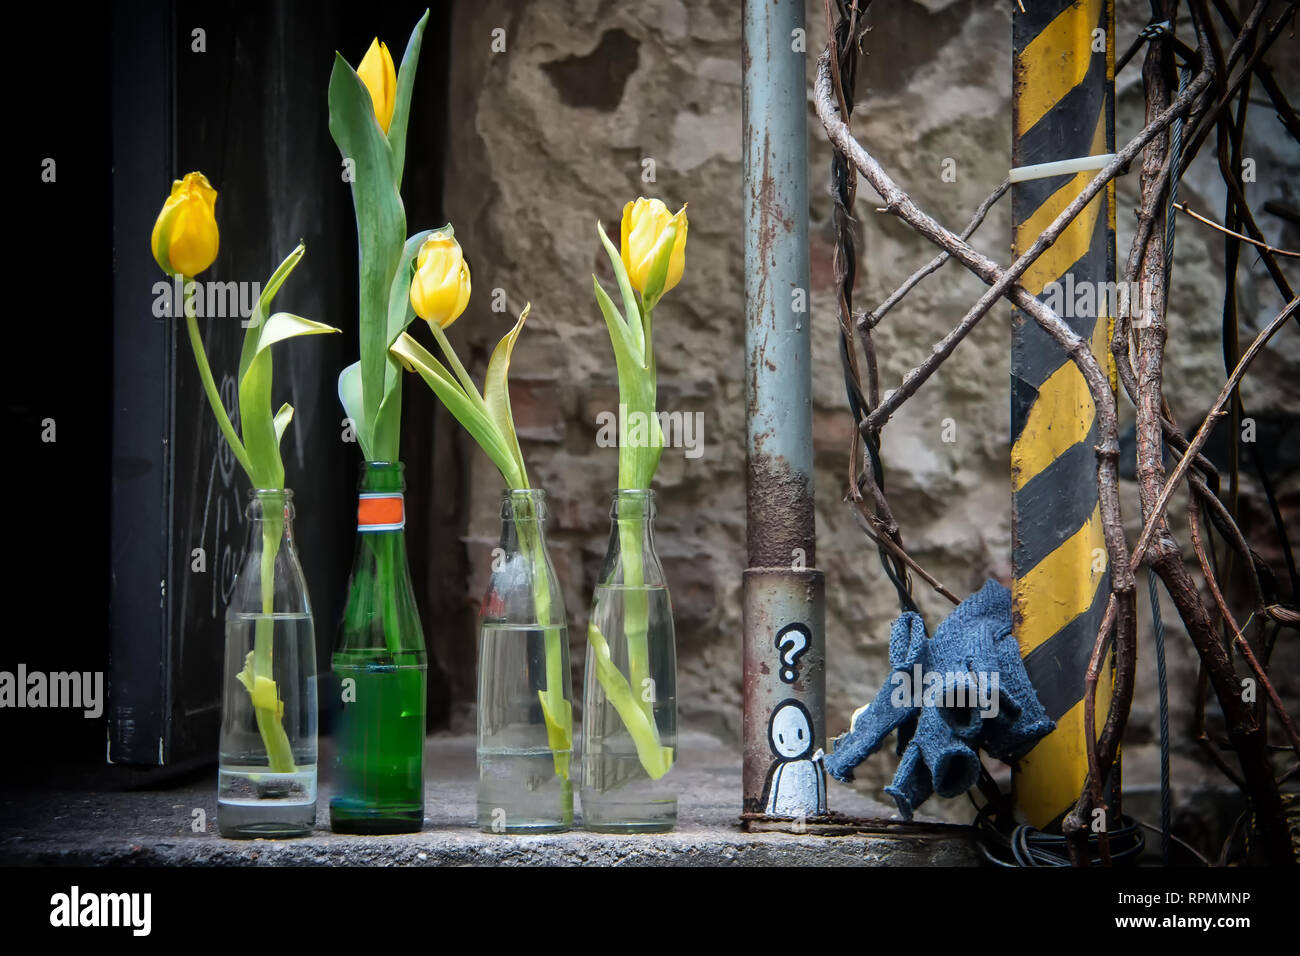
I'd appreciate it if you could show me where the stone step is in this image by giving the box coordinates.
[0,731,978,866]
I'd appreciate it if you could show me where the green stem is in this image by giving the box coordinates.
[378,534,403,658]
[182,281,254,480]
[607,293,665,777]
[643,304,656,396]
[429,321,492,419]
[593,493,668,780]
[253,508,296,773]
[617,514,657,731]
[515,500,572,778]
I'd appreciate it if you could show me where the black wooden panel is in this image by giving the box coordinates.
[109,0,176,767]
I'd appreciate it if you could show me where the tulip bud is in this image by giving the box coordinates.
[357,38,397,134]
[410,234,471,329]
[620,197,688,298]
[151,172,220,277]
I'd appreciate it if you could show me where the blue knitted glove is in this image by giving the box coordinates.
[982,612,1054,761]
[939,579,1053,760]
[885,693,981,819]
[826,580,1054,817]
[927,578,1011,741]
[824,611,926,783]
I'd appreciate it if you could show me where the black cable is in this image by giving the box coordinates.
[827,0,920,619]
[972,801,1147,866]
[1247,432,1299,601]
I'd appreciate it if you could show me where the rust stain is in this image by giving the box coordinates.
[747,452,816,567]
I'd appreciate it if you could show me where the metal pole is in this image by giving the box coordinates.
[1011,0,1119,830]
[741,0,827,821]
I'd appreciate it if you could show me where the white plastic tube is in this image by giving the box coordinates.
[1009,153,1117,183]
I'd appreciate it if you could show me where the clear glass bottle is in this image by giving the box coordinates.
[581,489,677,832]
[477,489,574,832]
[330,461,427,834]
[218,489,318,838]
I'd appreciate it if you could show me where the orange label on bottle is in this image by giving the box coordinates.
[358,493,404,531]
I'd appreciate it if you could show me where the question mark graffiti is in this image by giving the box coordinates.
[775,623,810,683]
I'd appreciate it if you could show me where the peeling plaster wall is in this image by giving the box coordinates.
[432,0,1298,829]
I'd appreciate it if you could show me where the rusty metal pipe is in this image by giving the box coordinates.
[741,0,827,820]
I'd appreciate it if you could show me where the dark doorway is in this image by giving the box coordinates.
[98,0,453,773]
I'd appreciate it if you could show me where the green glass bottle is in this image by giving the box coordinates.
[330,461,427,833]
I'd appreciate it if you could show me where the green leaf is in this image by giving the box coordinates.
[587,622,673,779]
[390,332,523,488]
[594,278,661,489]
[372,227,442,460]
[641,409,665,488]
[239,313,340,489]
[386,9,430,190]
[329,51,407,459]
[239,244,306,387]
[597,222,644,360]
[370,380,403,465]
[240,361,282,489]
[593,277,645,387]
[234,650,256,696]
[274,403,294,444]
[338,362,372,459]
[482,304,532,489]
[428,311,484,405]
[639,218,679,313]
[421,319,507,469]
[258,312,341,350]
[536,690,573,778]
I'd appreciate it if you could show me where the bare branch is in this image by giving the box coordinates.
[820,42,1214,433]
[1131,295,1300,569]
[1174,202,1300,258]
[861,179,1011,331]
[1188,495,1300,765]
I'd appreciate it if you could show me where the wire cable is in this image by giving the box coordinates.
[1145,50,1191,870]
[972,802,1147,867]
[1148,567,1172,866]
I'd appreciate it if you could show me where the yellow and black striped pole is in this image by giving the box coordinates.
[1011,0,1119,831]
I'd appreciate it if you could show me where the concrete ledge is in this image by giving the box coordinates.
[0,732,979,866]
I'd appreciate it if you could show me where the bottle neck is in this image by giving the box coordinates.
[232,489,308,615]
[357,460,407,535]
[602,489,662,584]
[498,489,548,553]
[340,464,425,657]
[609,489,655,533]
[245,489,294,542]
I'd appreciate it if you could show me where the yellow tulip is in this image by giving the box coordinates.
[410,234,471,328]
[620,197,688,297]
[151,172,219,277]
[357,38,397,133]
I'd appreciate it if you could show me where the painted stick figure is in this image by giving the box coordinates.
[762,699,826,817]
